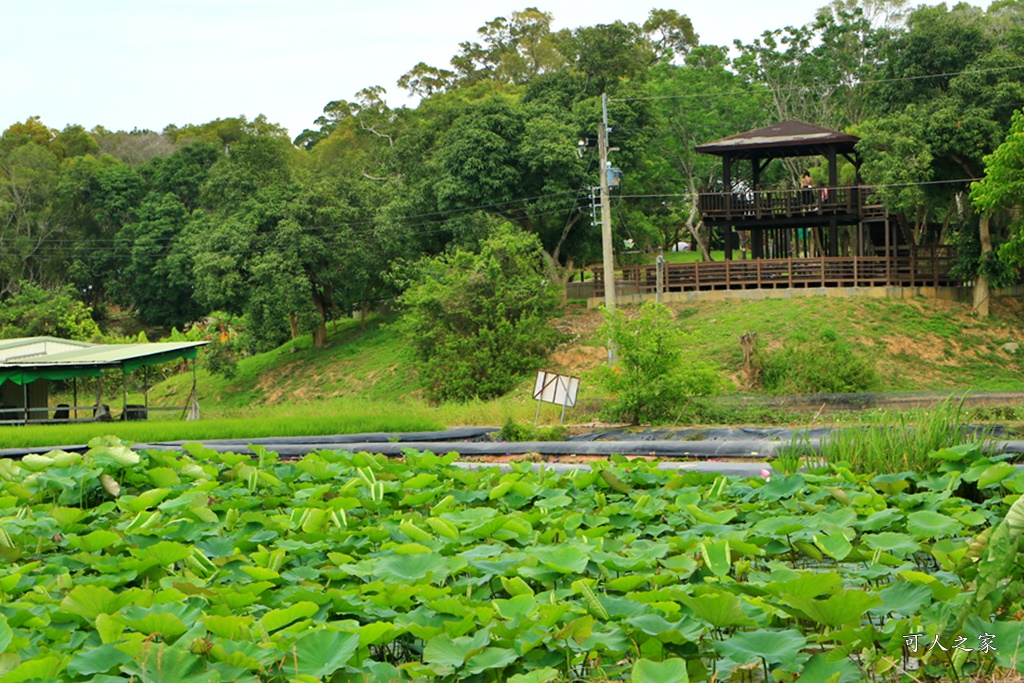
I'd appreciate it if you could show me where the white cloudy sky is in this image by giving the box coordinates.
[1,1,993,140]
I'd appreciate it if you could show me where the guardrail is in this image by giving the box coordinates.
[593,249,956,297]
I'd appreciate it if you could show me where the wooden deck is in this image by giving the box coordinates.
[593,249,956,298]
[698,186,864,225]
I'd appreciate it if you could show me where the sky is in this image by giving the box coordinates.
[0,1,994,141]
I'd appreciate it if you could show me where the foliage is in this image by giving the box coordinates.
[596,302,721,424]
[399,225,563,402]
[200,339,238,380]
[0,282,101,340]
[973,109,1024,269]
[757,328,880,395]
[499,418,568,442]
[3,438,1024,681]
[789,396,980,474]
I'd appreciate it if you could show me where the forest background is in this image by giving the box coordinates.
[5,0,1024,397]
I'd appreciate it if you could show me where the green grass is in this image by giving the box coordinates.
[6,295,1024,449]
[0,402,445,449]
[785,396,984,474]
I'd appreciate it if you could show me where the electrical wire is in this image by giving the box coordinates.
[611,64,1024,103]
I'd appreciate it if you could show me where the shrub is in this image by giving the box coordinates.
[499,419,568,442]
[596,302,722,424]
[399,225,563,402]
[0,282,101,341]
[757,329,879,395]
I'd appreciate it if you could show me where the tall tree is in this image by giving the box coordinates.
[637,46,769,258]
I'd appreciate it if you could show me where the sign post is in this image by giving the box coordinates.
[532,371,581,425]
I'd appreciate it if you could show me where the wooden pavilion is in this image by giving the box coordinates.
[593,121,955,298]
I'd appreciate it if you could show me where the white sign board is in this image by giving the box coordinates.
[533,371,580,408]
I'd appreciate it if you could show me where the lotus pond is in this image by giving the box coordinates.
[1,439,1024,682]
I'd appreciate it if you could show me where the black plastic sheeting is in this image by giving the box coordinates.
[568,425,1015,442]
[135,427,499,448]
[130,439,782,458]
[4,426,1024,460]
[0,428,499,459]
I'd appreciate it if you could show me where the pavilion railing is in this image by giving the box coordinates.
[593,248,957,298]
[698,185,864,221]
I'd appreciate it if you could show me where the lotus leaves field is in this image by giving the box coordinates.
[2,440,1024,682]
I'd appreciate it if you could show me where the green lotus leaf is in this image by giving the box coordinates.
[259,601,320,632]
[0,615,10,654]
[813,532,853,561]
[701,540,732,577]
[60,585,130,620]
[626,614,703,644]
[714,628,808,672]
[763,571,843,599]
[783,590,881,628]
[680,592,756,629]
[290,628,360,678]
[532,545,590,574]
[494,593,537,620]
[67,643,133,677]
[870,582,933,617]
[632,657,689,683]
[141,541,192,566]
[424,629,490,669]
[465,646,518,675]
[863,532,919,556]
[508,667,560,683]
[906,510,960,539]
[375,552,451,583]
[87,444,140,468]
[0,654,62,683]
[202,614,254,640]
[798,652,862,683]
[758,474,806,500]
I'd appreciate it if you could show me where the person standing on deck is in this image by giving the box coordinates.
[800,171,814,209]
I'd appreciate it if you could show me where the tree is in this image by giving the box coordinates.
[0,282,101,340]
[638,47,769,258]
[399,225,562,402]
[0,140,62,293]
[433,96,591,283]
[971,108,1024,315]
[857,2,1024,259]
[115,193,205,328]
[597,301,720,424]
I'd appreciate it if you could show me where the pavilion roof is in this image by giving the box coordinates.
[695,120,860,159]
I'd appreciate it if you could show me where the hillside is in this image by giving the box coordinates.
[143,294,1024,426]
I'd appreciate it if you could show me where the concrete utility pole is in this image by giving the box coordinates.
[599,93,616,312]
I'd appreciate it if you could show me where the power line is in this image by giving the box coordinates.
[611,64,1024,103]
[0,176,987,258]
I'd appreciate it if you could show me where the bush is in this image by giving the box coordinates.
[0,282,101,340]
[499,419,568,442]
[757,329,879,395]
[399,225,563,402]
[596,302,722,424]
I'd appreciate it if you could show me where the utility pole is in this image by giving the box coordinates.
[599,93,616,312]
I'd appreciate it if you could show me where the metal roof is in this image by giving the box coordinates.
[13,342,203,366]
[695,120,860,159]
[0,338,207,385]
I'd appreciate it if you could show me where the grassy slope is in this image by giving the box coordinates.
[9,295,1023,448]
[195,295,1024,410]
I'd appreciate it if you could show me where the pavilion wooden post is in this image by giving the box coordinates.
[884,217,892,285]
[974,213,992,318]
